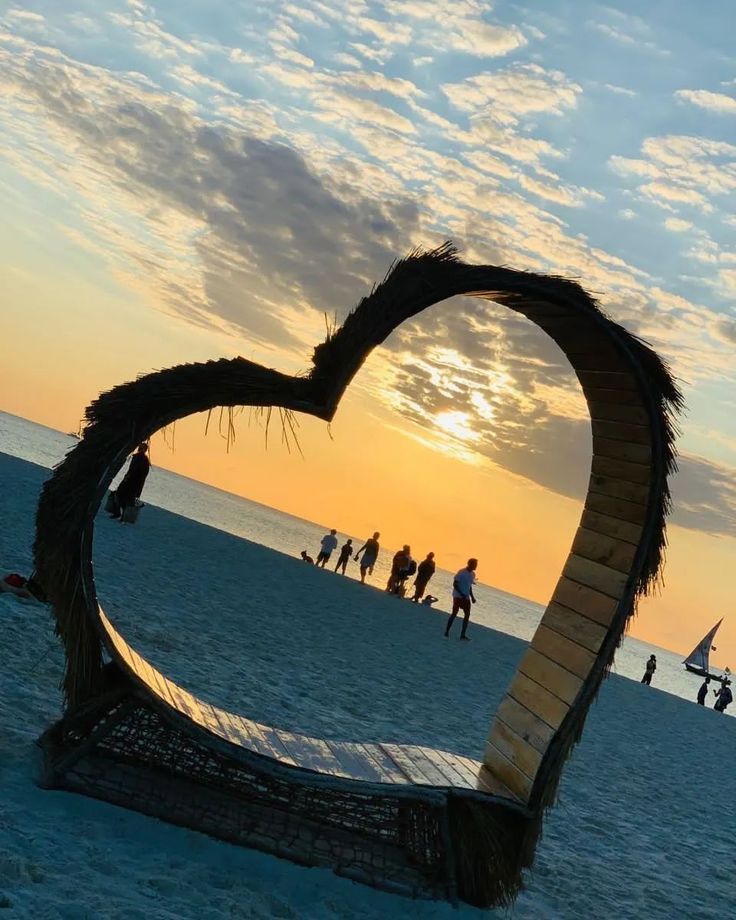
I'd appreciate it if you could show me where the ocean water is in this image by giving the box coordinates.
[0,409,725,712]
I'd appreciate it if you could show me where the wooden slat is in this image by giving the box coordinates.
[277,731,339,773]
[584,386,645,406]
[331,742,396,784]
[401,746,457,787]
[552,576,619,624]
[488,720,543,779]
[563,353,627,372]
[571,528,638,573]
[495,696,556,753]
[563,554,629,598]
[238,715,292,761]
[380,743,437,786]
[483,743,534,801]
[518,648,584,706]
[594,436,651,463]
[507,673,570,729]
[541,603,609,654]
[588,474,650,505]
[589,402,648,424]
[592,420,650,444]
[580,509,644,544]
[450,754,510,796]
[591,455,650,485]
[585,491,648,525]
[531,624,597,680]
[211,707,248,747]
[430,748,482,789]
[358,743,411,783]
[577,370,639,391]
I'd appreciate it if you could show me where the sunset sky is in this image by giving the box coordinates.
[1,1,734,664]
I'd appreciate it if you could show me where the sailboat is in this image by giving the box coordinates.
[683,619,728,682]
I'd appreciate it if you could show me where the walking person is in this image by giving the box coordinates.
[334,539,353,575]
[714,680,733,713]
[111,443,151,522]
[354,531,380,583]
[697,677,711,705]
[411,552,436,602]
[641,654,657,685]
[315,529,338,568]
[444,558,478,640]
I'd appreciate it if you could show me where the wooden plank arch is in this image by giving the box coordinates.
[34,244,681,907]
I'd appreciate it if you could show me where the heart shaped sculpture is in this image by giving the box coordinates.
[35,244,681,908]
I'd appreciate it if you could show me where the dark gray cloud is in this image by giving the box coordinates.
[670,455,736,537]
[6,49,420,352]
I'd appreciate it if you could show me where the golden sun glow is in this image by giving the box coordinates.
[433,409,482,443]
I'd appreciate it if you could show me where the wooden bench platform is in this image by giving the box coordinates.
[99,607,517,801]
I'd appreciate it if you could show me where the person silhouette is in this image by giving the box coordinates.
[444,558,478,640]
[111,443,151,522]
[315,529,338,568]
[411,552,436,602]
[354,531,380,583]
[697,677,711,705]
[641,654,657,685]
[714,680,733,713]
[334,539,353,575]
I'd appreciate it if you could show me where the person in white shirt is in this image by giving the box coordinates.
[444,558,478,640]
[315,529,338,568]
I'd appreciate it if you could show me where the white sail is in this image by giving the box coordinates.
[683,619,723,671]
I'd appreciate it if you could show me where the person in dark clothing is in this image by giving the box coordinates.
[714,680,732,713]
[300,550,314,564]
[641,654,657,685]
[111,444,151,521]
[411,552,436,602]
[386,545,411,594]
[354,532,380,583]
[334,539,353,575]
[697,677,711,705]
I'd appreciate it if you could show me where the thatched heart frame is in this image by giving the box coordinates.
[35,244,681,907]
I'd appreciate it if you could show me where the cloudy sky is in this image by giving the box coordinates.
[1,1,734,661]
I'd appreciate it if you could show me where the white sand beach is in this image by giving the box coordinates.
[1,450,734,919]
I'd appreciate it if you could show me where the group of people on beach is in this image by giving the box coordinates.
[301,529,479,639]
[642,654,732,712]
[698,676,732,712]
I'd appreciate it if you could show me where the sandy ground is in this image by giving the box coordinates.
[1,451,734,919]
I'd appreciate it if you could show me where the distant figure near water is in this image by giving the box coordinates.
[714,680,732,713]
[354,531,380,583]
[641,654,657,685]
[315,529,338,568]
[300,550,314,564]
[335,539,353,575]
[110,443,150,522]
[697,677,711,705]
[444,558,478,640]
[411,552,436,602]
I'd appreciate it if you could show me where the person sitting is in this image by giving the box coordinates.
[1,572,46,601]
[300,550,314,564]
[111,443,151,522]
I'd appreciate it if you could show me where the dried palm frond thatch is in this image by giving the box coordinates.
[34,243,681,908]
